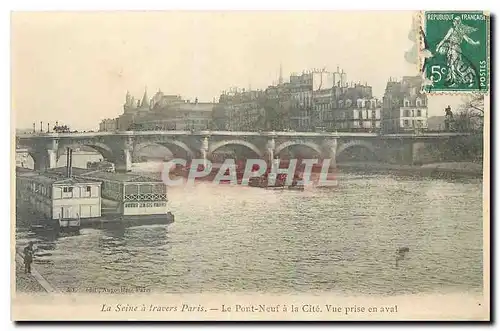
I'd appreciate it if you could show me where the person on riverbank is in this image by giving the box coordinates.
[23,242,34,274]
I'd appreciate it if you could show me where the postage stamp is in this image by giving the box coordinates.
[421,11,490,94]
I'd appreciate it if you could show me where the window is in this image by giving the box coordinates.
[404,99,410,107]
[404,109,410,117]
[416,98,422,107]
[404,120,409,127]
[82,185,92,197]
[359,110,363,119]
[417,109,422,117]
[372,110,377,119]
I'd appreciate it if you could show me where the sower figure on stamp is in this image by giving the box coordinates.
[436,16,480,88]
[23,242,34,274]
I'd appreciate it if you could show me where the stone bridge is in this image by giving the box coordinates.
[15,130,474,172]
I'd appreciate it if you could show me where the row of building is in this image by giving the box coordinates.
[99,67,429,133]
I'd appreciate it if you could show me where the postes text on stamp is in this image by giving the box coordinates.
[422,11,489,93]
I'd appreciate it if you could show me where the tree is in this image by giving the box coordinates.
[211,105,228,130]
[444,94,484,162]
[454,94,484,132]
[259,98,291,131]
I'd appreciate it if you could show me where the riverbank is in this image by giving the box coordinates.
[15,253,47,293]
[337,162,483,179]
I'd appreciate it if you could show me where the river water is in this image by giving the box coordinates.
[15,168,483,295]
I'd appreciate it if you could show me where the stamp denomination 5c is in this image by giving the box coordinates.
[421,11,489,94]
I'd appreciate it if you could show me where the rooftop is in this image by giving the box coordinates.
[81,171,162,183]
[17,170,101,185]
[23,167,163,184]
[45,167,162,183]
[47,167,97,177]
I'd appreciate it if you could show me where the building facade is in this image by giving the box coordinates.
[99,118,118,132]
[330,96,382,131]
[115,89,214,131]
[382,76,428,133]
[264,68,381,132]
[213,88,266,131]
[212,67,382,132]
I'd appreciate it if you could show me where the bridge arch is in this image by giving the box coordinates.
[57,142,115,162]
[151,139,195,159]
[208,139,264,158]
[336,140,378,161]
[16,146,37,169]
[132,142,174,161]
[274,140,323,157]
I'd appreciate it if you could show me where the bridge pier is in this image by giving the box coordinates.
[32,149,58,171]
[32,139,59,171]
[322,138,338,169]
[47,149,57,169]
[114,148,132,173]
[266,138,276,166]
[200,136,209,169]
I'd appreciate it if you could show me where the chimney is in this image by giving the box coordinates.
[69,148,73,178]
[66,147,71,177]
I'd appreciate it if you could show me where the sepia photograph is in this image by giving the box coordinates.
[10,10,490,321]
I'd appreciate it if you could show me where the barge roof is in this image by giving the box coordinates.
[81,171,162,183]
[47,167,162,183]
[17,171,101,185]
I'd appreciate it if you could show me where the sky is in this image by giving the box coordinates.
[12,11,464,131]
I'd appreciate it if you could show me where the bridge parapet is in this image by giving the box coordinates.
[17,130,472,140]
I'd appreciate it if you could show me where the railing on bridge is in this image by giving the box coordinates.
[16,128,477,140]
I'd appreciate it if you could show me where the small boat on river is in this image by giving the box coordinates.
[249,173,306,191]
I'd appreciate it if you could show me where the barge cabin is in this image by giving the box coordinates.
[79,171,168,216]
[16,169,102,220]
[46,167,169,217]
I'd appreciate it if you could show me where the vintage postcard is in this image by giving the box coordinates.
[11,11,490,321]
